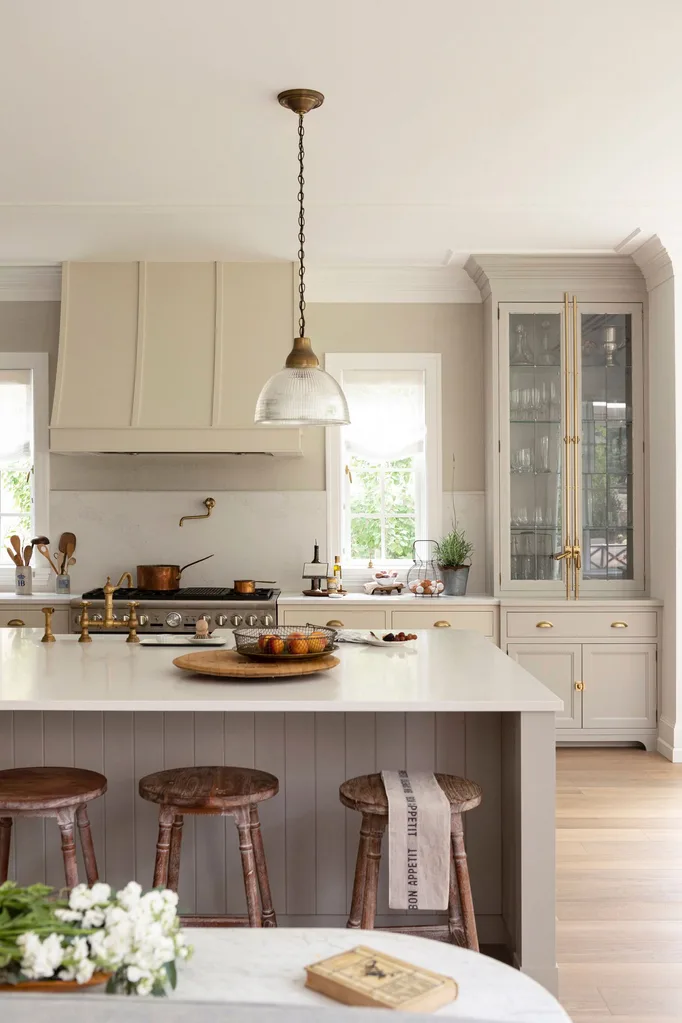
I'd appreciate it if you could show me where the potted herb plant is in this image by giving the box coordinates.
[0,880,190,995]
[435,528,474,596]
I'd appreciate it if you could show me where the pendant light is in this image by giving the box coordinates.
[255,89,350,426]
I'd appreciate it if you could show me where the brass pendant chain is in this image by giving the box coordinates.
[297,113,306,338]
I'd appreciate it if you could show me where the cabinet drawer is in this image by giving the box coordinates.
[281,608,388,629]
[506,610,657,640]
[1,609,70,632]
[392,610,495,636]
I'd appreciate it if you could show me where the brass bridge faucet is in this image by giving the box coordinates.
[78,572,140,644]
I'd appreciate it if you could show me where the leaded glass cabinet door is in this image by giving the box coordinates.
[499,304,568,593]
[577,303,644,594]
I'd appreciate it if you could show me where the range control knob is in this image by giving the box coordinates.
[262,614,274,628]
[199,614,211,623]
[139,614,149,626]
[230,614,243,628]
[215,614,228,627]
[91,614,103,623]
[245,614,258,627]
[165,612,183,629]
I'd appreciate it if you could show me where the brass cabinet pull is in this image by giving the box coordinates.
[611,621,628,629]
[434,620,451,628]
[575,681,585,691]
[536,621,554,629]
[327,620,344,628]
[6,619,25,627]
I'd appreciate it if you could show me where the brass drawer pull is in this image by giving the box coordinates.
[434,620,451,628]
[536,621,554,629]
[327,620,344,628]
[6,619,25,627]
[611,621,628,629]
[574,681,584,691]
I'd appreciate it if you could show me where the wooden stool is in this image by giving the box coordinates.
[340,772,482,950]
[0,767,106,889]
[139,766,279,928]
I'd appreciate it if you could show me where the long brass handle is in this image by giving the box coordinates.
[575,681,584,691]
[434,620,451,628]
[6,619,25,627]
[536,621,553,629]
[327,620,344,628]
[611,621,628,629]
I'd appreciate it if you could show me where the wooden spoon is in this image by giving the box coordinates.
[57,532,76,574]
[23,545,33,566]
[6,546,22,567]
[10,535,23,566]
[36,543,58,574]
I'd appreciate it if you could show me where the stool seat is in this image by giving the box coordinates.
[0,767,107,811]
[339,772,482,816]
[139,766,278,810]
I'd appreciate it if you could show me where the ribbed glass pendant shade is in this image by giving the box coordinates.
[255,365,350,426]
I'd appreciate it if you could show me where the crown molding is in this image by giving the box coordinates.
[305,265,481,303]
[0,264,61,301]
[630,235,674,291]
[465,253,645,301]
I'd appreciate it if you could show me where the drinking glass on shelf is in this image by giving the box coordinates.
[511,448,533,473]
[536,435,550,473]
[511,325,534,365]
[512,504,530,527]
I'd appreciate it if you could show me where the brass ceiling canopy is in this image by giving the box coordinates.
[277,88,324,115]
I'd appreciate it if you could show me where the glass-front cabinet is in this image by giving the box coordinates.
[499,299,643,597]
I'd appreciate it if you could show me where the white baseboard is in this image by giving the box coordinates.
[657,736,682,762]
[514,955,559,997]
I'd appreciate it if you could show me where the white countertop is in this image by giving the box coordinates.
[170,928,569,1020]
[0,628,561,713]
[0,592,78,603]
[278,592,499,605]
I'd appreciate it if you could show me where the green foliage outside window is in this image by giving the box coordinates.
[348,455,416,560]
[1,464,32,541]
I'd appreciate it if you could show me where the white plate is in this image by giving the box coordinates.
[338,630,417,648]
[140,636,227,647]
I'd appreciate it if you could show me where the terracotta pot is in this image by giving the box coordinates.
[0,972,110,992]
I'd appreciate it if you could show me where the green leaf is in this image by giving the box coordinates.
[165,959,177,990]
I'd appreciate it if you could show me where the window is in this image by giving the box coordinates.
[326,354,441,573]
[0,354,49,576]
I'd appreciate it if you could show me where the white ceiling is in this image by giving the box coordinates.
[1,0,681,266]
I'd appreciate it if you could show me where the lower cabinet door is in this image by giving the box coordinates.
[280,608,388,629]
[507,643,583,729]
[582,644,657,730]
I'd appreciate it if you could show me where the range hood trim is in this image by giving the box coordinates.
[49,427,303,456]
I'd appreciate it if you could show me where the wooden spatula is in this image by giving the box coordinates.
[36,543,58,574]
[57,532,76,574]
[23,545,32,566]
[6,546,22,567]
[9,535,23,566]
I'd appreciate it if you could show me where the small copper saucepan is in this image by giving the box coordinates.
[233,579,277,594]
[136,555,215,591]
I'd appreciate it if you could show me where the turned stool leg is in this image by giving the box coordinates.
[348,813,372,929]
[153,806,175,888]
[57,806,79,889]
[452,812,478,951]
[360,815,386,930]
[167,815,184,892]
[235,807,261,927]
[447,837,465,945]
[249,805,276,927]
[0,818,12,883]
[76,805,99,885]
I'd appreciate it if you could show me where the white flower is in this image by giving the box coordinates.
[126,965,143,983]
[68,884,95,912]
[162,889,179,908]
[54,908,82,923]
[82,908,105,929]
[18,932,64,979]
[89,882,112,904]
[137,977,153,996]
[75,958,96,985]
[117,881,142,910]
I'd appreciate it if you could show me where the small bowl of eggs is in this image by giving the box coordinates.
[233,624,338,660]
[408,578,445,596]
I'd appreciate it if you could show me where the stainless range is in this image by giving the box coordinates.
[70,587,279,634]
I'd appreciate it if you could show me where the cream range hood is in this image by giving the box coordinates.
[50,261,302,455]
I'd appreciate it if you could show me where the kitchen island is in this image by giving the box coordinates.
[0,628,561,992]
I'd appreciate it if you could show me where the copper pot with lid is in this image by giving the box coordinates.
[233,579,277,594]
[136,555,214,591]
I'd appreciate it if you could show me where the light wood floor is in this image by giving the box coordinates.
[557,747,682,1023]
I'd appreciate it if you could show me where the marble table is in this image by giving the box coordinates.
[175,929,570,1020]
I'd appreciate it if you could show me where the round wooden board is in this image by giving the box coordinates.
[172,648,340,679]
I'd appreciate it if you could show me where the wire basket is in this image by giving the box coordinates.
[406,540,445,597]
[233,624,338,660]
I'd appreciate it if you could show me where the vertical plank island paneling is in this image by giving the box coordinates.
[254,714,286,916]
[103,714,136,893]
[314,713,347,916]
[12,712,44,885]
[43,711,75,888]
[284,713,317,917]
[465,713,502,921]
[343,713,376,913]
[224,712,255,916]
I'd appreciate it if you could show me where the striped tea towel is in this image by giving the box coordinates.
[381,769,450,911]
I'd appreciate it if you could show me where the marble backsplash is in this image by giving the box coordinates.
[48,490,486,594]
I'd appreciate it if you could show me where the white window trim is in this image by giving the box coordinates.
[325,353,442,580]
[0,352,50,587]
